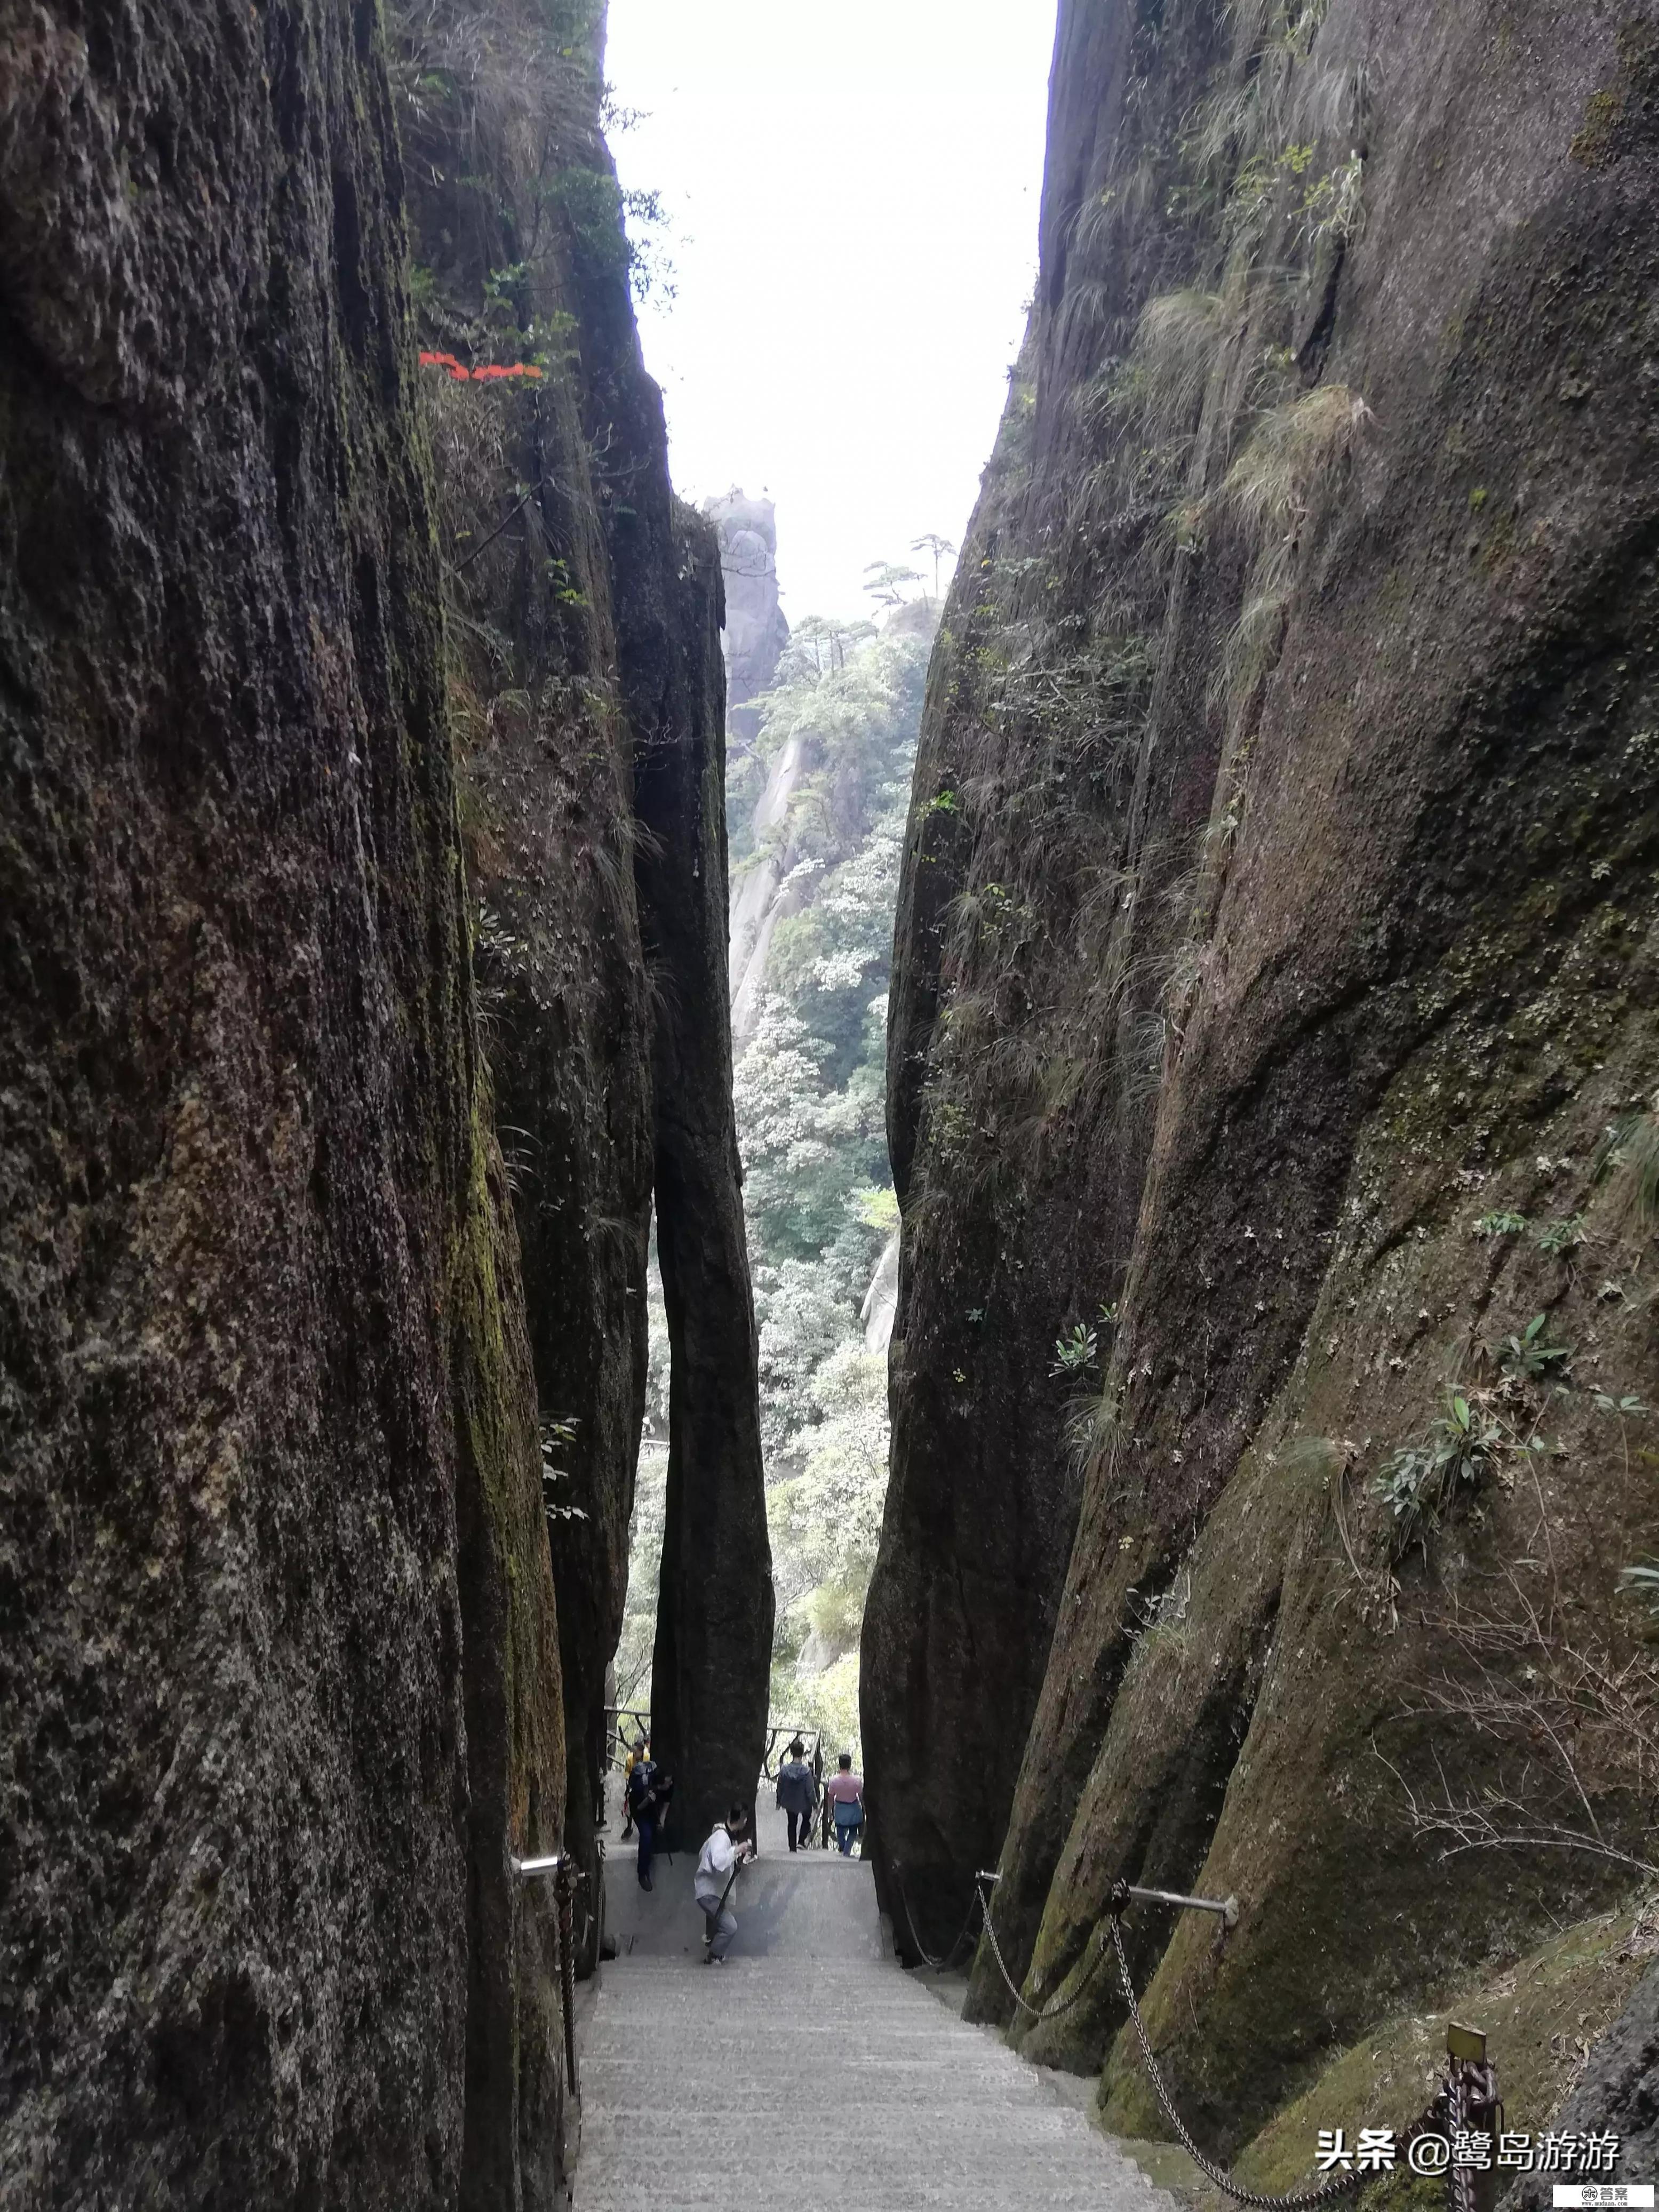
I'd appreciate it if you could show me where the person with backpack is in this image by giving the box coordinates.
[775,1737,818,1853]
[626,1741,665,1889]
[695,1804,755,1963]
[824,1751,864,1856]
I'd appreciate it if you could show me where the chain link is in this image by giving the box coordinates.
[977,1877,1116,2023]
[1108,1914,1451,2211]
[1445,2071,1475,2212]
[555,1862,580,2099]
[910,1866,1466,2212]
[891,1860,983,1972]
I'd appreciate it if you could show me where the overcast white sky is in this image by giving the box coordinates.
[603,1,1057,624]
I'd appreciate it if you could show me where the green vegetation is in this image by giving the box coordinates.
[735,610,932,1753]
[611,601,929,1752]
[1374,1388,1503,1553]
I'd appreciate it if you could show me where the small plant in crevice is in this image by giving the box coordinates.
[1496,1312,1573,1383]
[540,1415,588,1523]
[1126,1567,1194,1663]
[1533,1212,1589,1260]
[1473,1210,1528,1239]
[1374,1391,1504,1556]
[1368,1311,1621,1571]
[1050,1313,1112,1378]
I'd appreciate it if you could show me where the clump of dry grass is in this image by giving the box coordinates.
[1218,383,1373,538]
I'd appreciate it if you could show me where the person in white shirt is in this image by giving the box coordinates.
[695,1804,755,1963]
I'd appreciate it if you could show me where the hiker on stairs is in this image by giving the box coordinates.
[627,1743,666,1890]
[776,1737,818,1852]
[824,1753,865,1856]
[695,1804,755,1963]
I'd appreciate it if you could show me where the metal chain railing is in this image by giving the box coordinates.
[555,1860,580,2101]
[1107,1912,1456,2209]
[513,1851,580,2101]
[891,1859,984,1972]
[977,1876,1116,2023]
[969,1866,1489,2212]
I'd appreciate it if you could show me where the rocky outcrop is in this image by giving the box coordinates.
[716,493,800,1049]
[707,490,789,746]
[863,325,1107,1962]
[1508,1960,1658,2209]
[868,0,1659,2158]
[562,207,772,1847]
[629,495,776,1844]
[394,0,772,1908]
[0,0,565,2194]
[396,0,658,1969]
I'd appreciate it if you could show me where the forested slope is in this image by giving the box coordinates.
[732,604,933,1747]
[867,0,1659,2165]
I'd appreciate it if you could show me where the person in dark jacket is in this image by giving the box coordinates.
[627,1746,666,1889]
[775,1738,818,1852]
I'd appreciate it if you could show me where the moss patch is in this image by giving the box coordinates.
[1112,1894,1658,2208]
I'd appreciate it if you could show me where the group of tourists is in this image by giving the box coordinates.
[775,1738,865,1855]
[612,1726,866,1963]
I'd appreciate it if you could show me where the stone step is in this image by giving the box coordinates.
[578,1943,1176,2209]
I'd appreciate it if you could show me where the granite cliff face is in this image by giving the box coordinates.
[708,490,790,748]
[867,0,1659,2161]
[629,501,775,1846]
[394,0,771,1865]
[0,0,767,2192]
[0,0,564,2194]
[715,492,800,1049]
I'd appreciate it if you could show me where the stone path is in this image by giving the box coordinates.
[575,1808,1177,2211]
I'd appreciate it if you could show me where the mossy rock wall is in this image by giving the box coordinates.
[0,0,570,2195]
[868,0,1659,2157]
[391,0,771,1866]
[394,0,658,1957]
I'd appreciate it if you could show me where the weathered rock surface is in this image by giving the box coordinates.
[728,732,813,1050]
[581,324,773,1844]
[1506,1959,1659,2208]
[716,491,800,1048]
[867,0,1659,2158]
[393,0,772,1911]
[394,0,658,1970]
[0,0,565,2194]
[707,489,789,747]
[864,323,1106,1965]
[631,495,776,1845]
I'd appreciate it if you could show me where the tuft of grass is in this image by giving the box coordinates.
[1217,383,1374,540]
[1064,1380,1121,1472]
[1621,1559,1659,1617]
[1594,1095,1659,1229]
[1209,385,1373,716]
[1120,289,1229,441]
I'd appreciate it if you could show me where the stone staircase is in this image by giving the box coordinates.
[575,1809,1177,2211]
